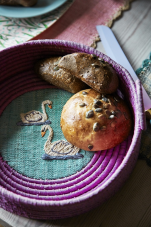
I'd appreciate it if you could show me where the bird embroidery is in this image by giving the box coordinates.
[16,100,52,126]
[41,125,83,160]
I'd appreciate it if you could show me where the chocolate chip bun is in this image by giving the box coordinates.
[58,53,119,94]
[61,89,132,151]
[35,57,88,94]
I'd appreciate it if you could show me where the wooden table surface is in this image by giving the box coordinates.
[0,0,151,226]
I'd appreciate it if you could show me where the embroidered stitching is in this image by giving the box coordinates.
[16,99,83,160]
[41,125,83,160]
[16,100,52,126]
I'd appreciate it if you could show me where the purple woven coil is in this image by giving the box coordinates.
[0,40,145,219]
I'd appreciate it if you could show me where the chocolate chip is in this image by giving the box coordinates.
[91,54,97,59]
[102,97,109,103]
[109,115,115,119]
[86,110,94,118]
[94,99,102,106]
[111,110,115,115]
[95,108,103,113]
[91,64,100,68]
[93,103,99,108]
[82,91,88,95]
[79,103,86,107]
[88,144,93,150]
[93,122,100,132]
[54,66,59,71]
[98,58,104,62]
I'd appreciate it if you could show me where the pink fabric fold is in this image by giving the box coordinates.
[32,0,132,46]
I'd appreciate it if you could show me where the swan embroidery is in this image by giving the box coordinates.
[41,125,84,160]
[17,100,52,126]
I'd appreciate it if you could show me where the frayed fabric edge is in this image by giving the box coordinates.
[90,0,135,49]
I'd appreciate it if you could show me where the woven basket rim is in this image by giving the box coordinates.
[0,39,142,207]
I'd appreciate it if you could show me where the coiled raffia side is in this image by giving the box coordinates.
[0,40,144,219]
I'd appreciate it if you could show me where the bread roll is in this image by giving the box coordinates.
[58,53,119,94]
[35,57,88,94]
[61,89,132,151]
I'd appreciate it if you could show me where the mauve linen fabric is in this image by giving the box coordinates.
[32,0,132,46]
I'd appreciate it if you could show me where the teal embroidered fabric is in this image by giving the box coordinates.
[0,88,94,180]
[136,52,151,166]
[136,52,151,99]
[2,53,150,179]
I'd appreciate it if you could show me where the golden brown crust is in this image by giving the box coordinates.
[58,53,119,94]
[35,57,88,94]
[60,89,132,151]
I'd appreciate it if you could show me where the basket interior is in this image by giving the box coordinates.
[0,40,141,219]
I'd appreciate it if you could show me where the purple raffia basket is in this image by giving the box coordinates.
[0,40,146,219]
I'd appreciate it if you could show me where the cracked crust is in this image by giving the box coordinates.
[35,56,88,93]
[58,53,119,94]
